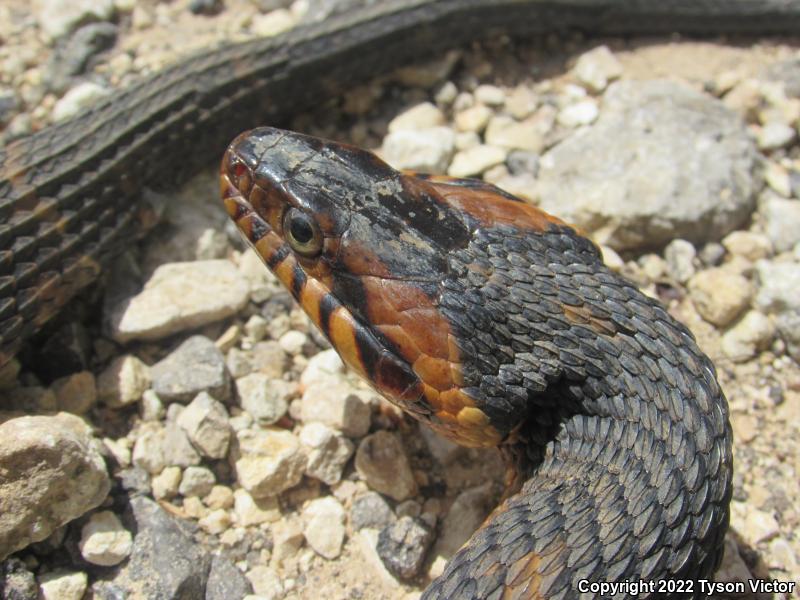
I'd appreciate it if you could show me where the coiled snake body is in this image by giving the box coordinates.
[2,0,795,596]
[222,127,732,598]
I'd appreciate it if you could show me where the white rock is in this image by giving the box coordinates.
[302,497,346,559]
[300,381,371,437]
[132,425,166,475]
[299,422,354,485]
[300,349,345,387]
[484,113,550,153]
[179,466,216,498]
[232,428,307,498]
[250,8,297,37]
[198,509,232,535]
[176,392,231,459]
[79,511,132,566]
[664,239,697,283]
[688,268,752,327]
[557,99,599,127]
[233,489,280,526]
[381,127,455,174]
[111,260,250,343]
[97,355,150,408]
[764,162,792,197]
[760,195,800,252]
[236,374,291,425]
[38,570,88,600]
[454,104,492,133]
[448,145,507,177]
[572,45,623,92]
[246,565,283,599]
[151,466,182,500]
[721,311,775,362]
[757,122,796,150]
[278,330,308,355]
[53,82,110,121]
[755,261,800,313]
[387,102,445,132]
[722,231,772,261]
[474,84,505,106]
[36,0,114,38]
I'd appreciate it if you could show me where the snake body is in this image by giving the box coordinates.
[2,0,800,366]
[221,127,732,598]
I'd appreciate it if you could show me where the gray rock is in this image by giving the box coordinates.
[132,425,167,475]
[106,496,212,599]
[51,371,97,415]
[538,80,758,251]
[205,554,253,600]
[231,428,306,498]
[236,374,291,425]
[48,23,117,92]
[433,484,494,559]
[37,0,115,39]
[755,261,800,313]
[176,392,231,459]
[163,423,202,468]
[355,431,417,502]
[377,517,434,580]
[775,311,800,361]
[0,558,37,600]
[350,492,395,531]
[178,466,216,498]
[572,45,622,92]
[110,261,249,343]
[760,195,800,253]
[151,336,231,404]
[0,414,110,560]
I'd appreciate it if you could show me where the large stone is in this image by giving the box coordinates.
[299,422,354,485]
[760,195,800,253]
[176,392,231,459]
[688,268,752,327]
[355,431,417,502]
[538,80,758,251]
[300,381,371,438]
[0,414,110,560]
[232,428,307,498]
[302,497,346,559]
[110,260,249,343]
[79,511,132,567]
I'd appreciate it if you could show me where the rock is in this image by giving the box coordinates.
[79,511,132,566]
[151,335,231,404]
[232,428,307,497]
[300,381,371,437]
[688,268,752,327]
[38,570,88,600]
[140,390,165,421]
[448,145,507,177]
[0,414,110,560]
[721,311,775,362]
[198,509,231,535]
[698,242,727,267]
[117,467,151,497]
[151,466,182,500]
[0,558,37,600]
[48,23,118,91]
[743,508,781,544]
[300,349,345,387]
[391,50,460,88]
[722,231,773,261]
[37,0,114,38]
[103,438,131,468]
[246,565,282,598]
[243,315,268,342]
[758,122,797,150]
[350,492,395,531]
[236,374,291,425]
[302,497,346,559]
[474,84,505,106]
[538,80,758,251]
[204,485,234,510]
[755,261,800,313]
[776,311,800,360]
[715,535,753,588]
[107,496,212,598]
[251,341,289,379]
[765,162,793,197]
[557,99,599,127]
[434,81,458,106]
[51,371,97,414]
[131,425,166,474]
[176,392,231,459]
[163,422,201,468]
[97,355,150,408]
[376,517,434,580]
[760,195,800,252]
[111,261,249,343]
[354,431,417,501]
[233,489,280,526]
[206,554,253,600]
[179,466,216,498]
[768,537,799,573]
[380,127,455,173]
[433,484,494,559]
[270,518,304,565]
[52,82,110,121]
[278,330,307,355]
[484,113,550,153]
[663,239,697,283]
[299,422,355,485]
[387,102,445,132]
[572,45,623,92]
[419,426,463,466]
[454,104,492,133]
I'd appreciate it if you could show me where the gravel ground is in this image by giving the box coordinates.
[1,2,799,599]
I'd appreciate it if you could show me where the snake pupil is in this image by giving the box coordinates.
[291,216,314,244]
[283,208,323,257]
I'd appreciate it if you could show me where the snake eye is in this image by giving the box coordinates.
[283,208,323,258]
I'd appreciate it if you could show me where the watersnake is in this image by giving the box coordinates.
[221,127,732,598]
[2,0,800,367]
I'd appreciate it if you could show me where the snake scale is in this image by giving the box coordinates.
[1,1,798,597]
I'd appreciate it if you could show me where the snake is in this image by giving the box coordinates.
[0,1,796,595]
